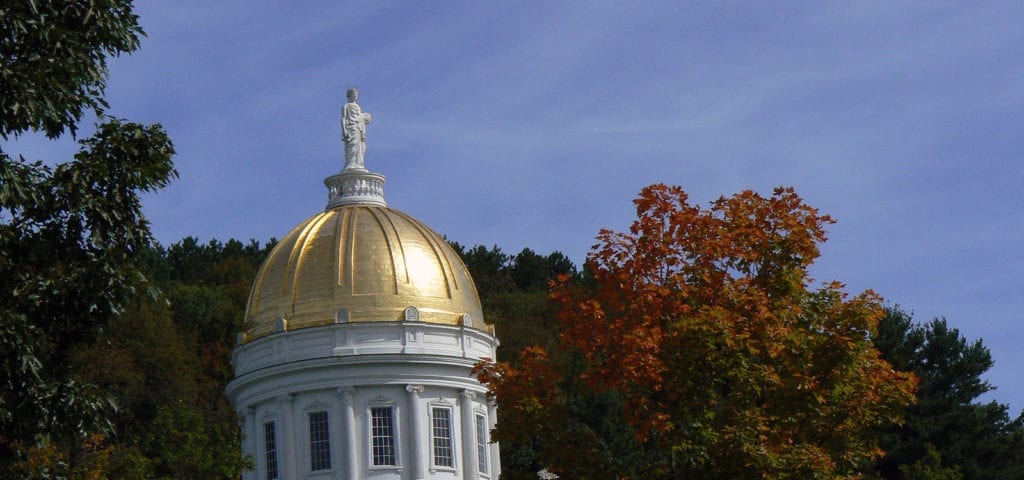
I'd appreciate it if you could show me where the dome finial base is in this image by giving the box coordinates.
[325,169,387,209]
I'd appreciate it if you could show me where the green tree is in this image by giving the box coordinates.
[874,307,1024,480]
[450,242,516,297]
[487,290,559,362]
[0,0,144,139]
[59,238,268,479]
[69,299,200,439]
[898,445,963,480]
[449,242,581,298]
[509,248,578,292]
[143,404,251,480]
[155,237,274,417]
[168,285,239,348]
[102,237,274,479]
[0,0,176,471]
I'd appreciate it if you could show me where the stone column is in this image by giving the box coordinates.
[278,394,298,480]
[242,406,256,480]
[488,400,500,479]
[406,385,425,480]
[460,390,478,480]
[338,387,358,480]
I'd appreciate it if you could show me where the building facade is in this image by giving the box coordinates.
[227,154,499,479]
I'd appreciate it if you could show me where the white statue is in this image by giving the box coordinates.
[341,88,372,170]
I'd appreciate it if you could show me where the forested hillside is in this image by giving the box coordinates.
[3,238,272,478]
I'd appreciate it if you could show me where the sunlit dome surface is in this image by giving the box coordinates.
[244,204,487,340]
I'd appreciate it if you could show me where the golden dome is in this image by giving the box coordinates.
[244,204,487,340]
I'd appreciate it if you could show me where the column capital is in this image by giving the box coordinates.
[336,386,355,397]
[460,389,476,400]
[405,384,424,395]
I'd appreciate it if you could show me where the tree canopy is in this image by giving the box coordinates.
[0,2,265,477]
[1,0,177,468]
[872,307,1024,480]
[1,0,143,139]
[475,184,919,479]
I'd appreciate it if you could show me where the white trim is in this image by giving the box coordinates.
[259,408,279,423]
[302,400,330,412]
[230,321,498,378]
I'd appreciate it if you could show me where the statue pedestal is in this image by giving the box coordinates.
[325,169,387,209]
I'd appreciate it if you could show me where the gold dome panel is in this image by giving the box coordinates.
[245,205,487,340]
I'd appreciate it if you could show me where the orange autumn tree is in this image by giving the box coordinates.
[475,184,917,479]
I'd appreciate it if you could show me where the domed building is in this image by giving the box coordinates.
[227,95,500,480]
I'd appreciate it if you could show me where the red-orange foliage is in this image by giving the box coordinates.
[476,185,917,479]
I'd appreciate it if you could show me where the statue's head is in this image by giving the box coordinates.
[347,88,359,101]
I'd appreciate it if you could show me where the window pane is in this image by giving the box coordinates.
[309,411,331,471]
[370,407,397,466]
[475,413,489,475]
[431,407,454,467]
[264,421,279,480]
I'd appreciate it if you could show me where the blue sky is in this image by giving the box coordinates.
[8,2,1023,414]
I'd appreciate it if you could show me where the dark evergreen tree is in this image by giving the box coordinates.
[509,248,578,291]
[874,307,1024,480]
[449,242,516,297]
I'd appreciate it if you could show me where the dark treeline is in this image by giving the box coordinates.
[448,243,583,363]
[14,237,279,478]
